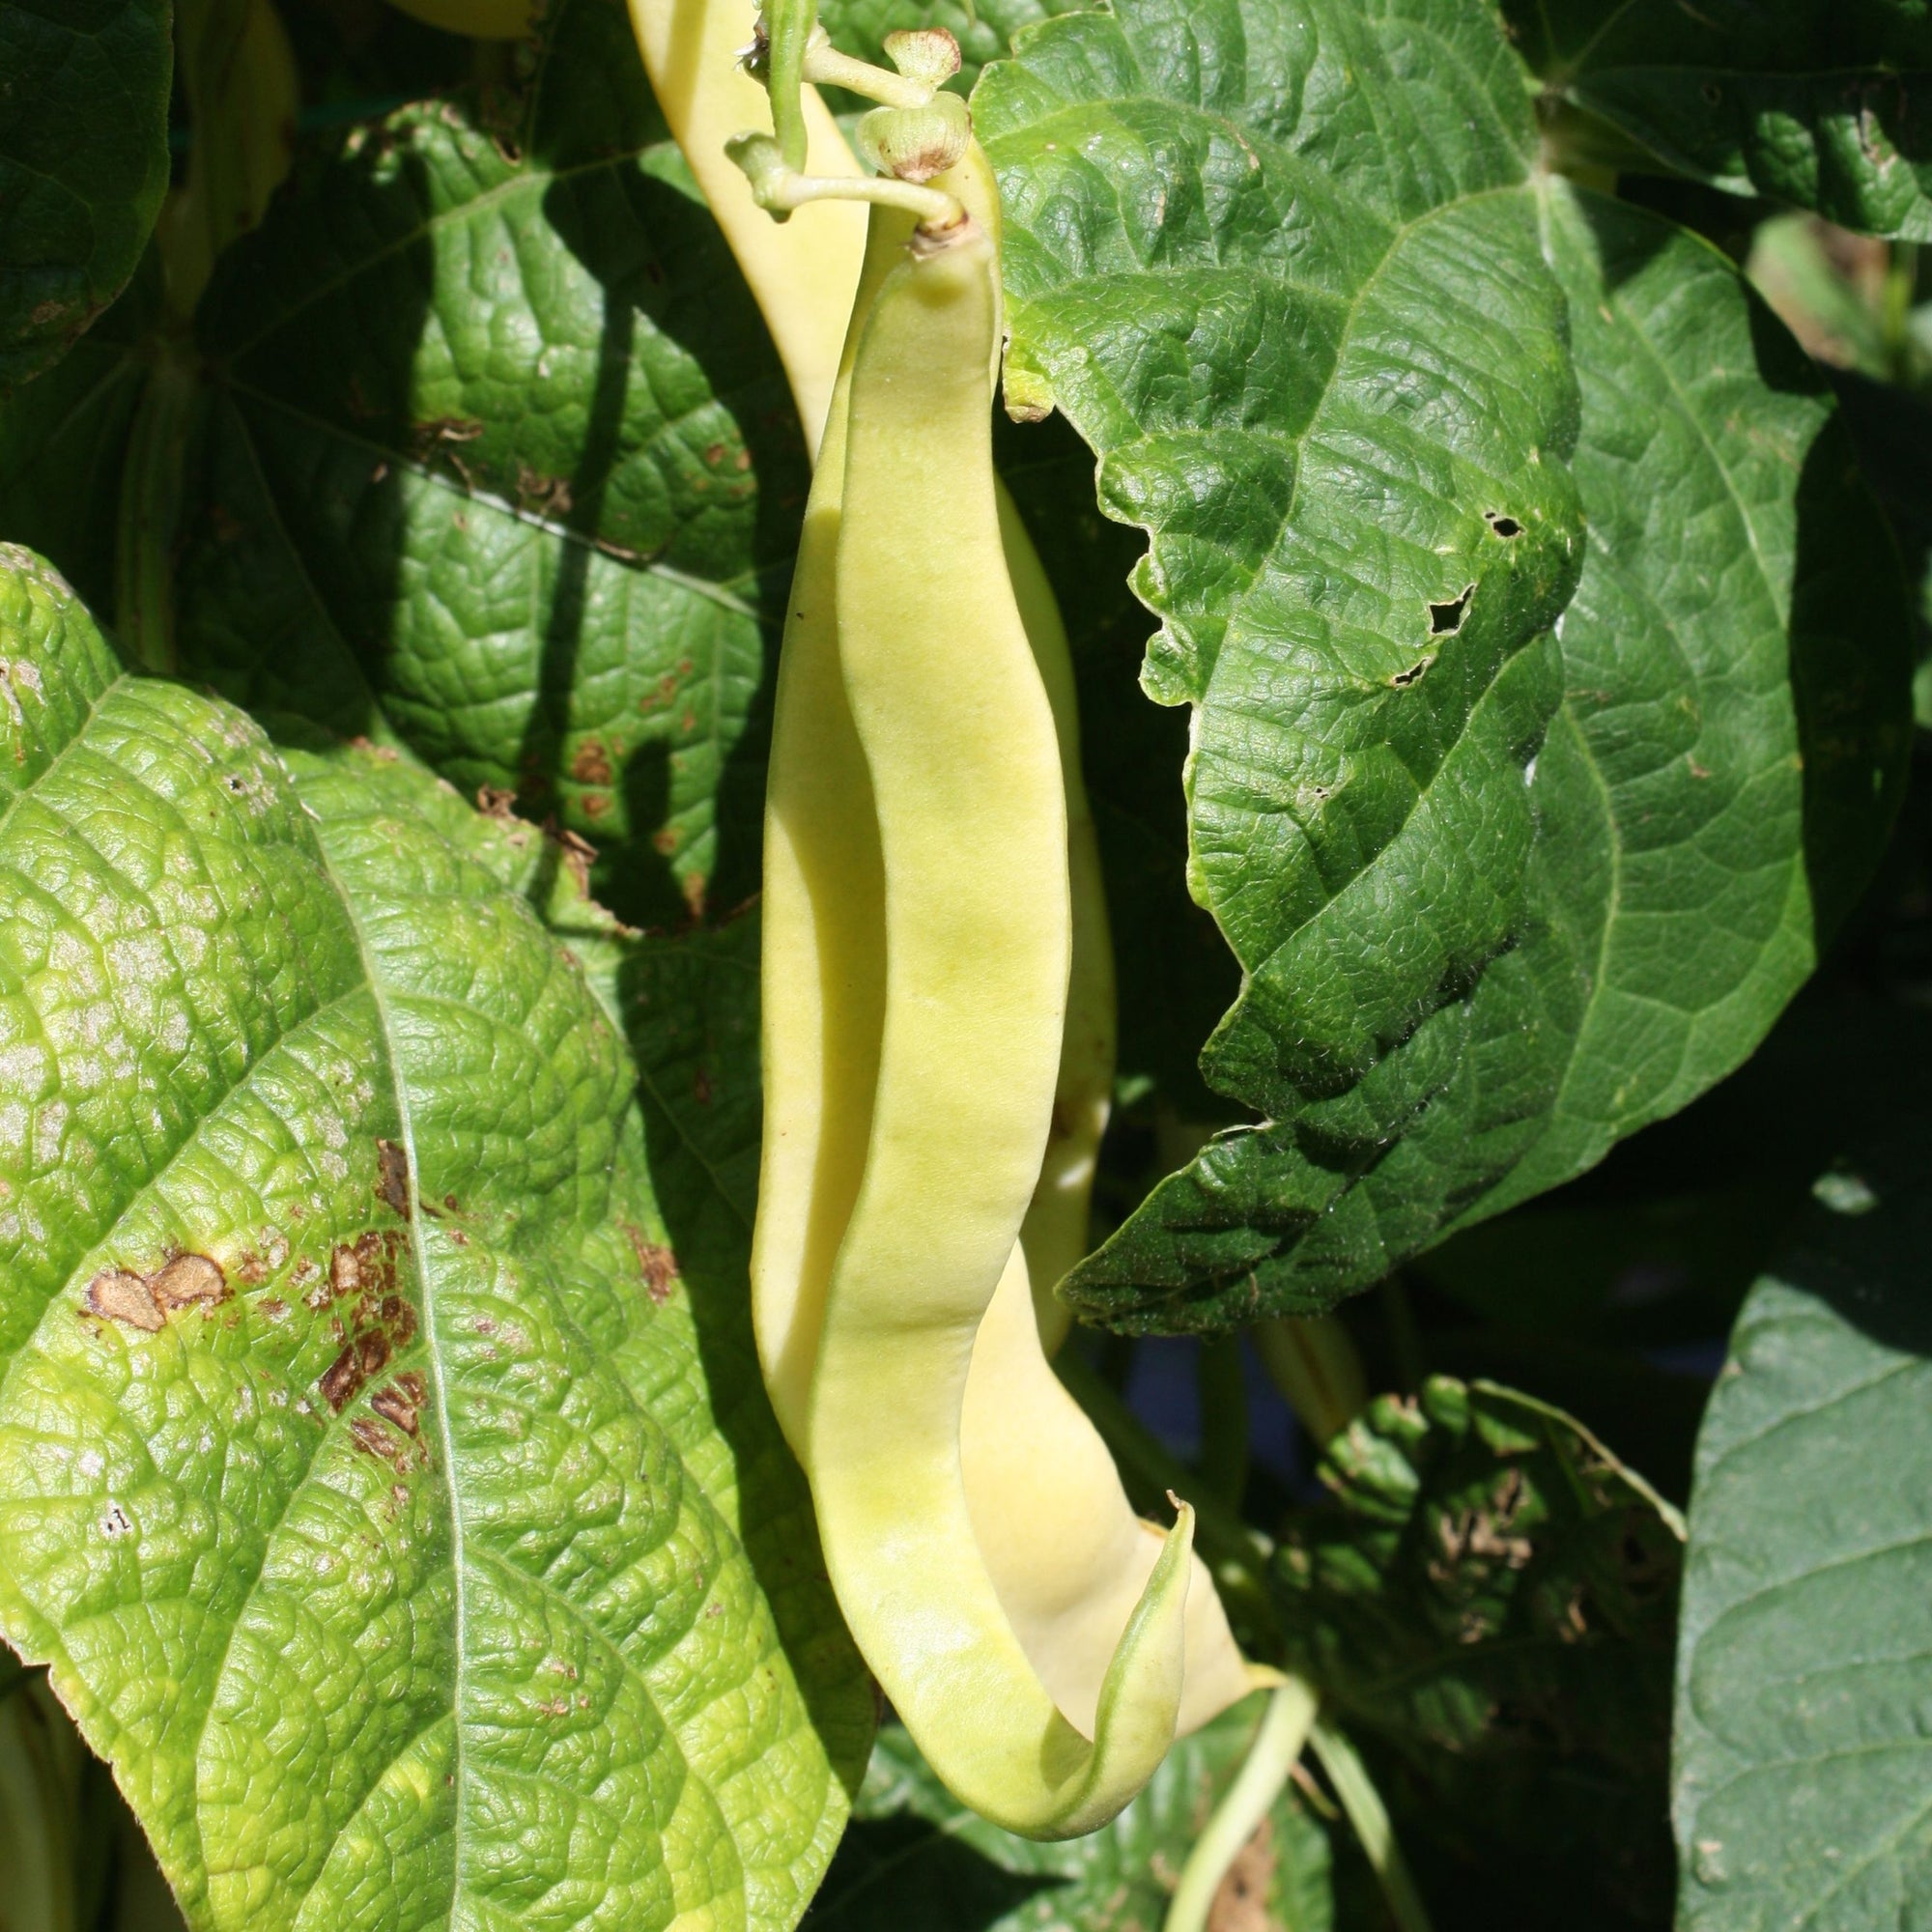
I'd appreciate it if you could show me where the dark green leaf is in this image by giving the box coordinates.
[0,546,867,1930]
[809,1701,1333,1932]
[0,0,170,391]
[979,0,1911,1328]
[1509,0,1932,239]
[176,0,806,928]
[1276,1376,1682,1928]
[1674,1132,1932,1928]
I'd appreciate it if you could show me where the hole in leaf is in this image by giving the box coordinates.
[1483,511,1522,538]
[1428,583,1476,636]
[1391,655,1434,688]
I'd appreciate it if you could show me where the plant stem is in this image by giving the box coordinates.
[1195,1334,1250,1510]
[1308,1719,1434,1932]
[1252,1316,1367,1449]
[799,39,931,107]
[114,342,198,675]
[1164,1676,1320,1932]
[1883,241,1919,384]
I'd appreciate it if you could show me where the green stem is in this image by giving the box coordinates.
[1195,1334,1250,1510]
[1252,1316,1366,1449]
[760,0,819,172]
[114,342,199,674]
[1308,1720,1433,1932]
[800,38,930,105]
[1884,241,1919,384]
[1164,1676,1320,1932]
[725,133,963,228]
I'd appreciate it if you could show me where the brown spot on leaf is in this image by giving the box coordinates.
[553,825,596,895]
[477,784,517,819]
[515,465,573,519]
[151,1253,227,1310]
[372,1380,421,1436]
[350,1416,407,1468]
[376,1140,411,1217]
[570,741,613,785]
[85,1270,163,1332]
[355,1328,392,1380]
[626,1229,681,1305]
[330,1244,362,1296]
[320,1345,365,1412]
[382,1295,418,1350]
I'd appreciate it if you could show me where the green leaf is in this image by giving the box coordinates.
[1674,1134,1932,1928]
[809,1701,1333,1932]
[1276,1376,1683,1928]
[174,0,807,928]
[1509,0,1932,240]
[0,0,170,392]
[0,546,867,1930]
[977,0,1912,1329]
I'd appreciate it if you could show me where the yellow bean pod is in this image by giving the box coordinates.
[812,212,1191,1836]
[752,167,1257,1833]
[625,0,867,454]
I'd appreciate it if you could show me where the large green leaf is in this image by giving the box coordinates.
[1276,1376,1683,1928]
[1507,0,1932,240]
[173,0,804,929]
[0,0,170,392]
[810,1702,1332,1932]
[1674,1135,1932,1929]
[0,546,867,1931]
[976,0,1912,1331]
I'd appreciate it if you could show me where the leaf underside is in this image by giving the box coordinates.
[1674,1134,1932,1929]
[1505,0,1932,241]
[0,545,867,1932]
[1277,1376,1681,1926]
[978,0,1912,1331]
